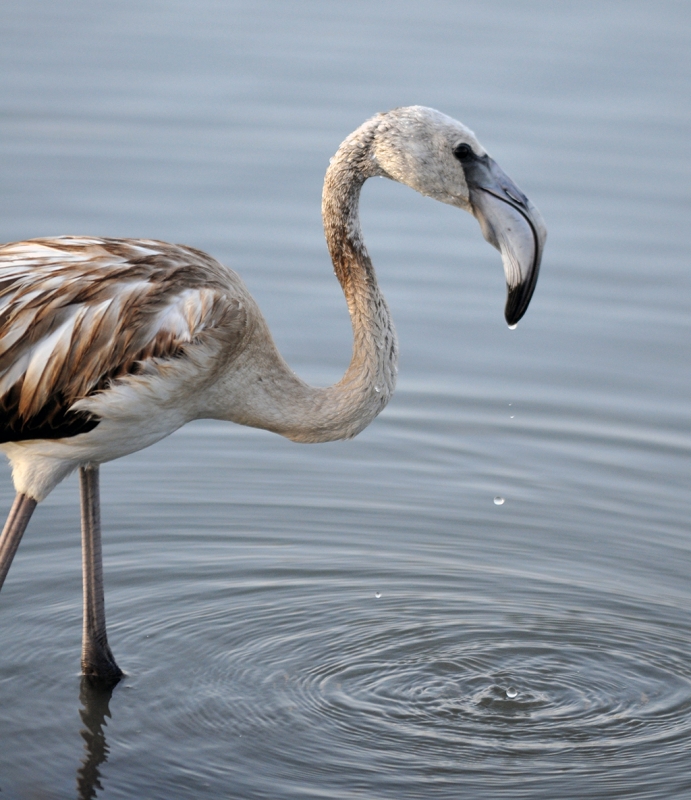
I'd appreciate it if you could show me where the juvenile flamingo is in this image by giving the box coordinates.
[0,107,546,682]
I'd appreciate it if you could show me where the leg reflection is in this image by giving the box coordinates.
[76,677,115,800]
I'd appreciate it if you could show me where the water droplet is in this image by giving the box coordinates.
[375,591,381,599]
[510,415,514,419]
[508,403,512,406]
[374,386,380,393]
[508,323,517,330]
[494,496,505,505]
[506,687,518,699]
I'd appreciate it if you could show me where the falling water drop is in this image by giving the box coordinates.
[494,496,505,506]
[374,386,381,393]
[510,415,514,419]
[506,687,518,699]
[375,592,381,599]
[508,323,517,330]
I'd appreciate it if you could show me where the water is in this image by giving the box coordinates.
[1,1,690,798]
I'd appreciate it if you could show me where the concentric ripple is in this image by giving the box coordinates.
[310,631,691,751]
[137,568,691,797]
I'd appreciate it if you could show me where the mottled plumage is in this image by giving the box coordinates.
[0,237,247,444]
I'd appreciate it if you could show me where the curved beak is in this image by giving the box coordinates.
[466,156,547,326]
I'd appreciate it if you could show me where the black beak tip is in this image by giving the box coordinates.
[504,282,533,327]
[504,257,541,326]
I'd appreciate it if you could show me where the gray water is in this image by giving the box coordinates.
[1,1,690,798]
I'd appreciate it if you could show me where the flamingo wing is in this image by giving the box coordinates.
[0,236,246,442]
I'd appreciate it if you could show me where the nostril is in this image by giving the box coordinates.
[503,185,526,205]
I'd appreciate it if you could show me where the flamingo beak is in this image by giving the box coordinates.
[466,156,547,326]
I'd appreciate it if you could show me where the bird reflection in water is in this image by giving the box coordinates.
[76,677,115,800]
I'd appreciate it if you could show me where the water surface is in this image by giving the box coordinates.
[1,1,690,798]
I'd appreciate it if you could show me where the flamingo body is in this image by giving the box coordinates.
[0,237,252,500]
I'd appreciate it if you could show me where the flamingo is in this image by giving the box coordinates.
[0,106,546,682]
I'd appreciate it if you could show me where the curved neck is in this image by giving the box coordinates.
[216,118,398,443]
[319,119,398,429]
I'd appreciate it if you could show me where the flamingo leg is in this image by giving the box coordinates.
[79,465,122,683]
[0,493,37,592]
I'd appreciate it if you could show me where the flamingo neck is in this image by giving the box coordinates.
[213,116,398,443]
[316,118,399,438]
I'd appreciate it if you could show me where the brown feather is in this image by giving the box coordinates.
[0,236,248,442]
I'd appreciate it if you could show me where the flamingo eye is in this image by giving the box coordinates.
[453,143,474,161]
